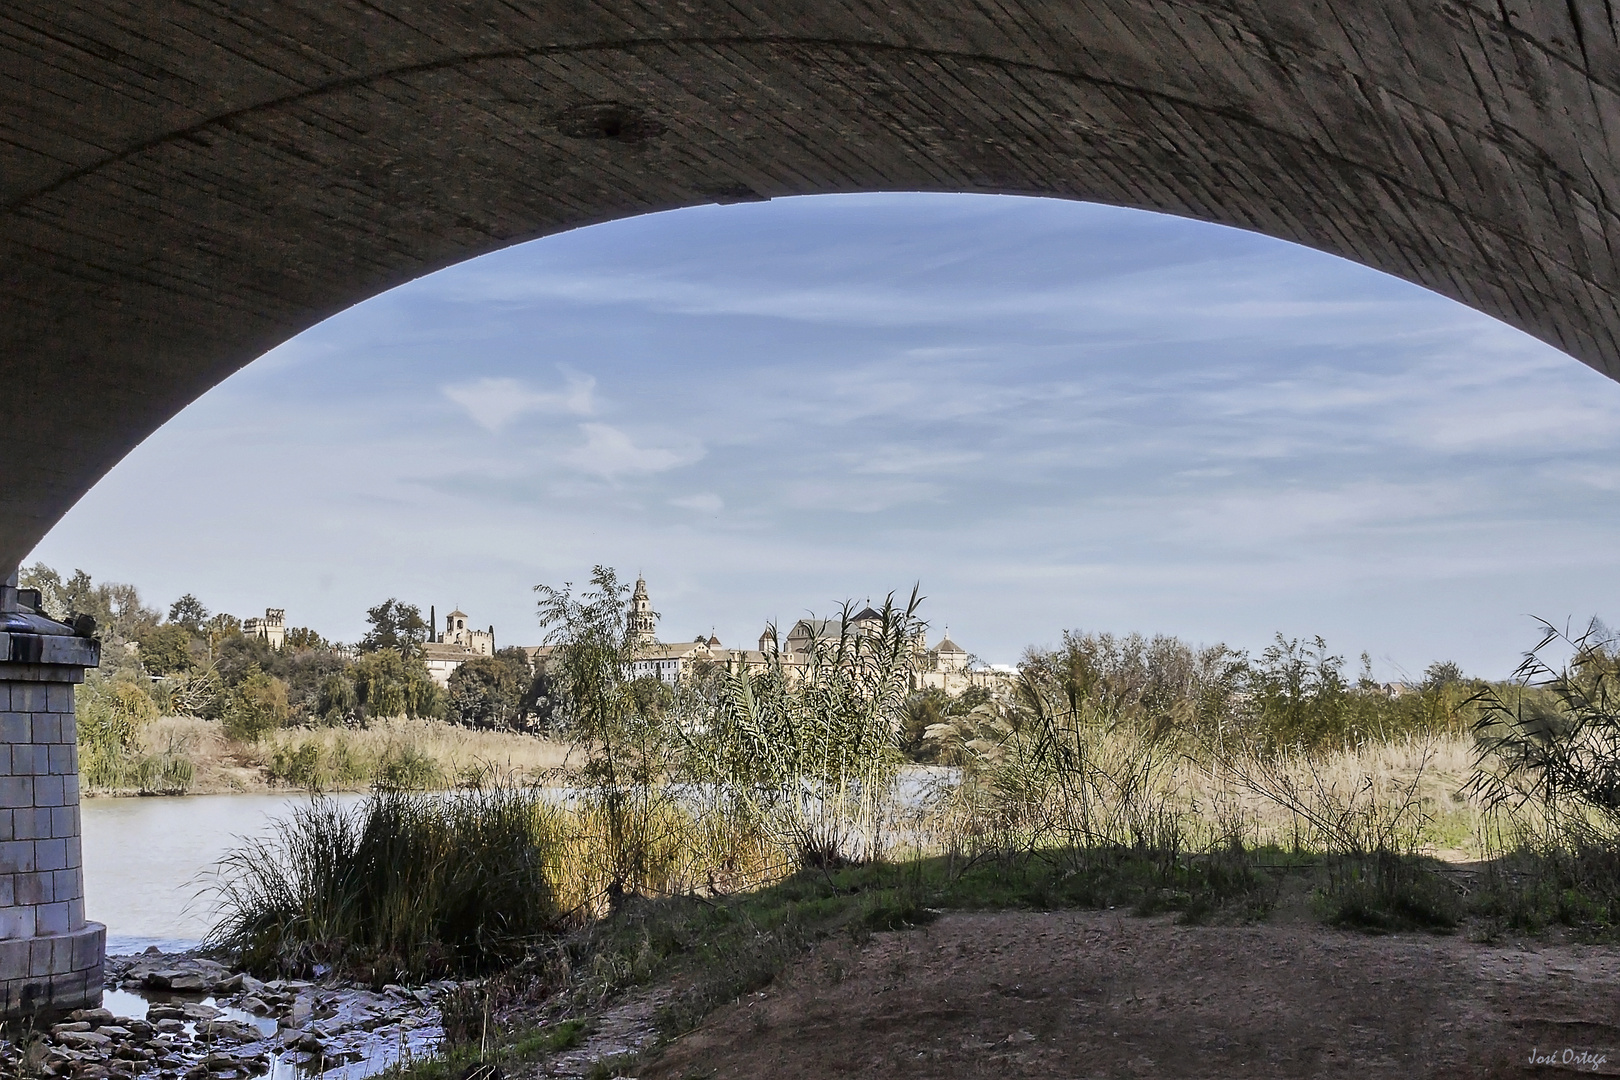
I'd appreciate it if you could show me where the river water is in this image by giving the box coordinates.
[82,793,362,954]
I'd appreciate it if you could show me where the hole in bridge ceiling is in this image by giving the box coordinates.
[556,102,666,143]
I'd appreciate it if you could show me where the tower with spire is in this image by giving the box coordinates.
[627,576,659,645]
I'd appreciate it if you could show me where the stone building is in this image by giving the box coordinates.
[627,577,658,645]
[422,607,495,687]
[242,608,285,649]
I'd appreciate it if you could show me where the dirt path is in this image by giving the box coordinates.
[645,912,1620,1078]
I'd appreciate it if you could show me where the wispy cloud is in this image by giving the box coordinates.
[670,493,724,512]
[442,373,595,432]
[564,424,701,478]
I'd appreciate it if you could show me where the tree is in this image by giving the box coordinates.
[353,649,442,720]
[1243,634,1353,750]
[168,594,209,632]
[18,563,160,642]
[18,563,65,619]
[136,623,198,677]
[206,612,243,649]
[361,599,430,657]
[1422,660,1464,689]
[446,649,533,728]
[214,633,275,689]
[283,626,328,652]
[534,566,638,755]
[535,566,669,907]
[223,666,290,742]
[316,673,359,724]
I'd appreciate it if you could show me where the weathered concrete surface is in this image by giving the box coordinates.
[4,2,1620,561]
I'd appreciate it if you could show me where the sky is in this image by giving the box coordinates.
[28,192,1620,679]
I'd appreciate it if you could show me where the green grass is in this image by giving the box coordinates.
[1314,853,1463,933]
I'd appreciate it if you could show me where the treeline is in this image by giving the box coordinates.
[19,566,552,785]
[23,561,1488,776]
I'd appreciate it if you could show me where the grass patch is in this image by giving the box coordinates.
[1316,853,1463,933]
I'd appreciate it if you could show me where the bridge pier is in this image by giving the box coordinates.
[0,572,103,1018]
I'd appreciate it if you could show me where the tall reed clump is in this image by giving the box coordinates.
[688,591,923,872]
[1467,620,1620,933]
[935,658,1199,899]
[205,784,566,982]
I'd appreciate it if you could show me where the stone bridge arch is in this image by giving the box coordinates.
[3,3,1620,1013]
[6,2,1620,567]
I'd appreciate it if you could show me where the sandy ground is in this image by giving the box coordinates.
[645,912,1620,1079]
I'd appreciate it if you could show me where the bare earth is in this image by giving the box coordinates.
[645,912,1620,1079]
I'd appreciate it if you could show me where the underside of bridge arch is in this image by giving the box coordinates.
[5,2,1620,563]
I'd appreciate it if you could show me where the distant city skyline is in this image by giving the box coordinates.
[29,193,1620,679]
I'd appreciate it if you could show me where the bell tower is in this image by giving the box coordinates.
[627,577,658,645]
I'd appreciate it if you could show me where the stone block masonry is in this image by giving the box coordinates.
[8,3,1620,569]
[0,592,103,1018]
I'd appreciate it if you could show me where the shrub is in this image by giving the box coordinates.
[316,673,358,725]
[268,737,372,791]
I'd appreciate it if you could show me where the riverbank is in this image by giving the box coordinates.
[0,950,452,1080]
[362,851,1620,1079]
[85,718,575,797]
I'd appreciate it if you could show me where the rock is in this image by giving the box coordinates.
[194,1021,262,1045]
[180,1004,220,1022]
[155,1020,184,1034]
[51,1023,91,1035]
[238,997,270,1016]
[55,1031,111,1049]
[71,1009,116,1026]
[96,1027,130,1040]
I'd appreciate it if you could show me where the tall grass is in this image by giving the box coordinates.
[688,592,922,870]
[257,719,571,791]
[206,785,567,982]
